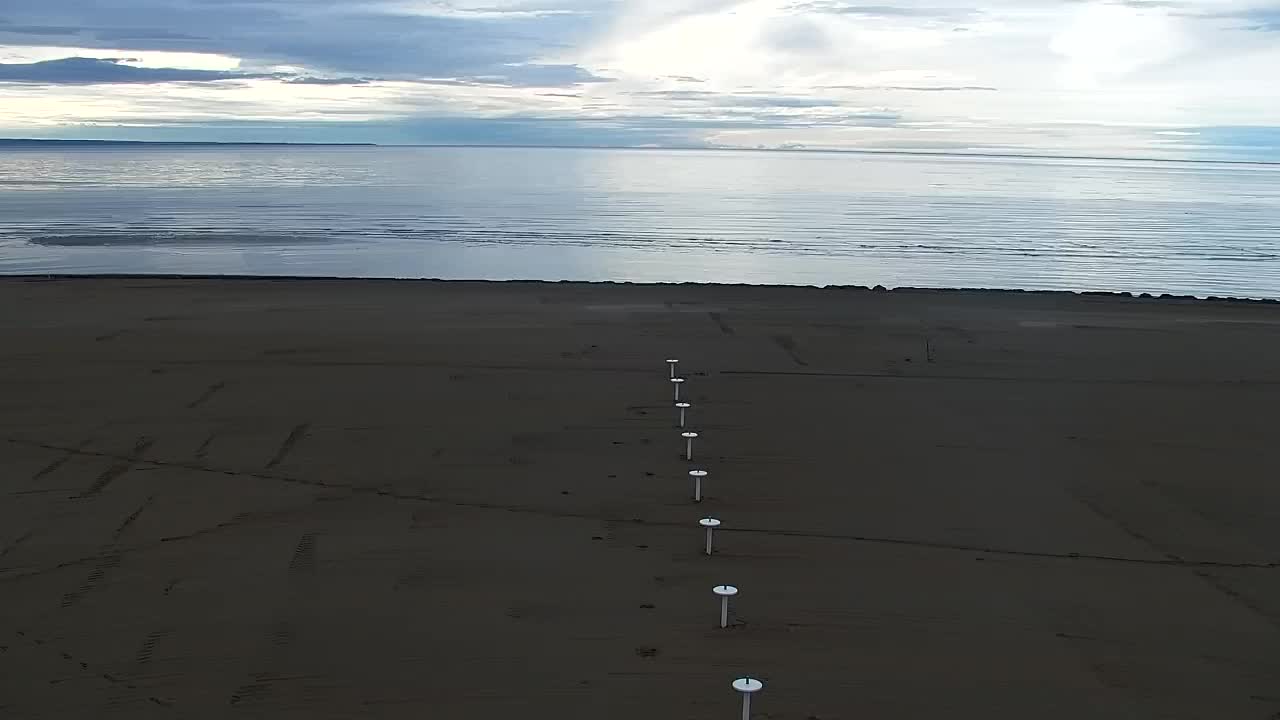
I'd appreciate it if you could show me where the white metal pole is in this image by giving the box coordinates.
[690,471,707,502]
[714,585,738,628]
[733,678,763,720]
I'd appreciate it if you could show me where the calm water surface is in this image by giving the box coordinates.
[2,146,1279,298]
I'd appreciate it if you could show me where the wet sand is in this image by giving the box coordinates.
[1,277,1278,719]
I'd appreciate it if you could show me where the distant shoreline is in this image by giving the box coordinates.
[2,138,1277,167]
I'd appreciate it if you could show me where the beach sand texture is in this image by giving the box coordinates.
[2,277,1279,718]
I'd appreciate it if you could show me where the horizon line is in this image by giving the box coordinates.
[2,137,1277,168]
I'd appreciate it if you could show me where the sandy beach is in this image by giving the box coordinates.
[1,276,1278,719]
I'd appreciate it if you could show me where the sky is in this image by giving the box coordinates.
[0,0,1278,158]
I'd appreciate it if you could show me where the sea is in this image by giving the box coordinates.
[2,145,1279,299]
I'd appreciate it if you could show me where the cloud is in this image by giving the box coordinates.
[762,16,832,54]
[0,23,82,36]
[0,18,207,41]
[387,2,594,20]
[632,90,847,108]
[621,88,901,128]
[821,84,998,91]
[1115,3,1280,32]
[788,1,978,21]
[401,63,609,87]
[0,0,612,82]
[723,109,902,127]
[1230,8,1280,31]
[716,95,846,108]
[0,57,267,84]
[0,54,609,89]
[470,63,613,86]
[1,0,1279,159]
[284,76,373,86]
[1104,0,1190,8]
[92,28,207,42]
[630,90,720,99]
[0,56,398,87]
